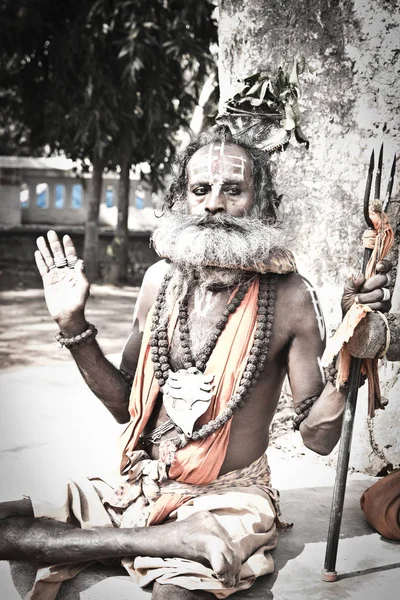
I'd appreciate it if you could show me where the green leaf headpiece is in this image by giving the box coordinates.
[217,59,311,153]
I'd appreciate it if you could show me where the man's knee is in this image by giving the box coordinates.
[0,499,34,522]
[152,582,215,600]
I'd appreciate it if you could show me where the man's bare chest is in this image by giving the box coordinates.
[168,282,290,371]
[169,287,231,370]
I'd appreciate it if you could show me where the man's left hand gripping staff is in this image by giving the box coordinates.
[341,259,392,316]
[340,259,395,360]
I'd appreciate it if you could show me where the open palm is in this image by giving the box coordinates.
[35,231,90,321]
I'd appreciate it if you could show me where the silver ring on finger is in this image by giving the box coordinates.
[385,274,391,287]
[49,264,57,270]
[381,288,391,302]
[53,253,67,268]
[67,255,78,269]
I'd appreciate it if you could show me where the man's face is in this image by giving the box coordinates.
[186,143,254,217]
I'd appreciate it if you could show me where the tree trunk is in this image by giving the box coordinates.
[108,147,131,285]
[83,154,103,282]
[218,0,400,473]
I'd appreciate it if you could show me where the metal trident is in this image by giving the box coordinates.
[322,144,396,582]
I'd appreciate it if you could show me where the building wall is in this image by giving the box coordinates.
[0,185,21,226]
[0,164,157,230]
[20,173,87,225]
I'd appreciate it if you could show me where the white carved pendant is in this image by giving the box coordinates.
[163,367,214,438]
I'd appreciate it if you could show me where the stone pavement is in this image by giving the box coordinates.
[0,360,399,599]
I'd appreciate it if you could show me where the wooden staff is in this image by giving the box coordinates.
[322,145,396,582]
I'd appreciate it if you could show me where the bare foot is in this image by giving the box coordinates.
[160,511,241,588]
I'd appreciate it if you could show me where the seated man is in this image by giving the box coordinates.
[0,125,395,600]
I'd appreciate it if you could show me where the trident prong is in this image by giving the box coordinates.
[363,150,375,228]
[375,143,384,200]
[382,154,397,213]
[364,145,397,222]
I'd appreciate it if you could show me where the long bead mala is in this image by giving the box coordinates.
[149,272,277,447]
[176,279,253,373]
[191,274,276,442]
[149,272,173,389]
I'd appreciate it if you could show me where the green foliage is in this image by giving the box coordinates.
[0,0,217,181]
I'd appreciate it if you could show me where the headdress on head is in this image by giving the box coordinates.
[216,59,311,153]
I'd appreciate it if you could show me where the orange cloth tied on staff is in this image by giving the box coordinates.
[322,202,394,416]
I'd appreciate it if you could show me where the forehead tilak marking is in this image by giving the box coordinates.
[189,143,247,182]
[209,141,226,179]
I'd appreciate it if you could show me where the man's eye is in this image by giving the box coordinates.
[224,187,241,195]
[193,186,209,196]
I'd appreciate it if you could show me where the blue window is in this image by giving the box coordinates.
[55,184,65,209]
[36,183,49,208]
[20,183,29,209]
[135,185,145,209]
[105,185,113,208]
[71,184,83,209]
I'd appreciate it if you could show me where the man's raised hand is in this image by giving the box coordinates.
[34,230,90,329]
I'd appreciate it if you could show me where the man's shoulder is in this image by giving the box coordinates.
[133,260,171,323]
[277,271,309,293]
[276,272,320,311]
[144,259,170,283]
[140,259,171,302]
[276,272,325,336]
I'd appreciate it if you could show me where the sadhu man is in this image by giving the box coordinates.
[0,125,396,599]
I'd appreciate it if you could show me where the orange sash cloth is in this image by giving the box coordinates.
[322,205,394,416]
[118,277,260,524]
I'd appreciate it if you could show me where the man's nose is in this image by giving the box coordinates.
[204,187,225,214]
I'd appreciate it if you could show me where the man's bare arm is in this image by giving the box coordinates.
[66,262,168,423]
[60,335,132,424]
[283,275,341,455]
[288,264,393,455]
[34,231,166,424]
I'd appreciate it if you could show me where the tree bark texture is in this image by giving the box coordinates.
[108,150,131,285]
[218,0,400,473]
[83,155,103,282]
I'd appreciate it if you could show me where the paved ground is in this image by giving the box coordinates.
[1,360,399,599]
[0,284,140,370]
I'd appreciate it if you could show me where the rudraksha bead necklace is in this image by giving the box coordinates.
[149,272,277,448]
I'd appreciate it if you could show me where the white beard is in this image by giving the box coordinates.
[151,211,284,287]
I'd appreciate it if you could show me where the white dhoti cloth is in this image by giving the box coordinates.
[27,454,286,599]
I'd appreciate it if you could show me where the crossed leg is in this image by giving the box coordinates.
[0,499,240,590]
